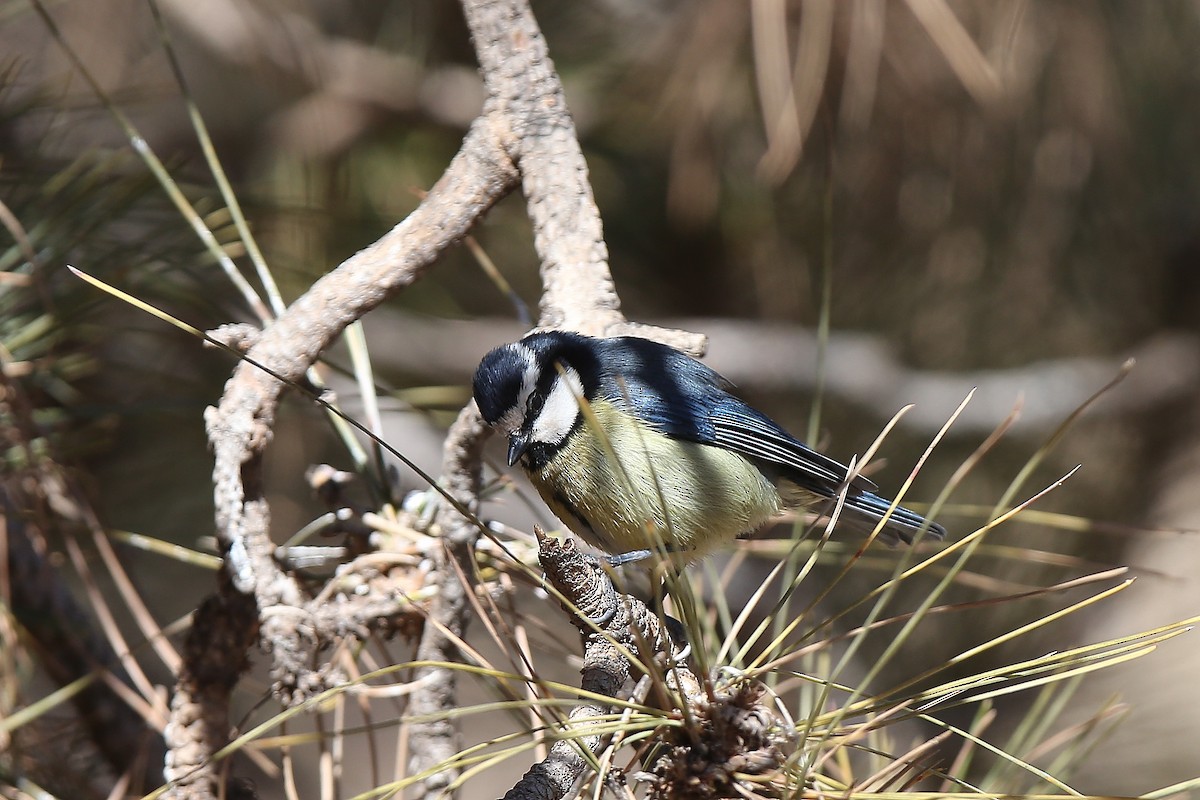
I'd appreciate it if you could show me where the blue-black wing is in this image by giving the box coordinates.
[593,336,945,543]
[594,336,876,494]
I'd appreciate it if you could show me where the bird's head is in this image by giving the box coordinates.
[472,332,591,466]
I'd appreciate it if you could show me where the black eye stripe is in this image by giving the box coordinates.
[525,361,568,421]
[526,386,553,421]
[527,391,544,415]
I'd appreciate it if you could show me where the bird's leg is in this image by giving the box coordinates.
[602,540,694,568]
[654,562,693,663]
[602,549,654,567]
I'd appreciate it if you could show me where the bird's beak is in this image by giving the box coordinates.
[507,434,530,467]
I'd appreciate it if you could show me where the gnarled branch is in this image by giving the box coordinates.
[183,0,705,796]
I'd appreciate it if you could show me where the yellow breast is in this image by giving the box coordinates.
[526,400,781,561]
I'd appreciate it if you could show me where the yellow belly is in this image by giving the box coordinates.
[527,400,781,561]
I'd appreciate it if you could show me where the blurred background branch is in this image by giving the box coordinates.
[359,312,1200,435]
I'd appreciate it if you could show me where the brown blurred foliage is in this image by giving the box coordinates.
[4,1,1200,796]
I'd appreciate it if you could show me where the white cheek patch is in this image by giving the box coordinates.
[530,365,584,445]
[498,344,539,434]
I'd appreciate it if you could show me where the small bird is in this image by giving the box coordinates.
[472,330,944,564]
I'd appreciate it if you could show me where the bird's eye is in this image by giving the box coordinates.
[526,390,545,418]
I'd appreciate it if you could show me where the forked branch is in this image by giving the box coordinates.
[178,0,702,798]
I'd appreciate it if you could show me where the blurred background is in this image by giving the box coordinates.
[3,0,1200,797]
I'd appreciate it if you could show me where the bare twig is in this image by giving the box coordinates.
[466,0,617,337]
[161,583,258,800]
[191,0,708,794]
[506,537,789,800]
[406,404,490,792]
[404,1,708,791]
[463,0,705,354]
[189,115,518,797]
[502,536,695,800]
[205,111,515,644]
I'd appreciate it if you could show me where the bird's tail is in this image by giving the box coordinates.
[839,491,946,546]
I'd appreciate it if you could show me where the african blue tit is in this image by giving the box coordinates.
[472,330,944,563]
